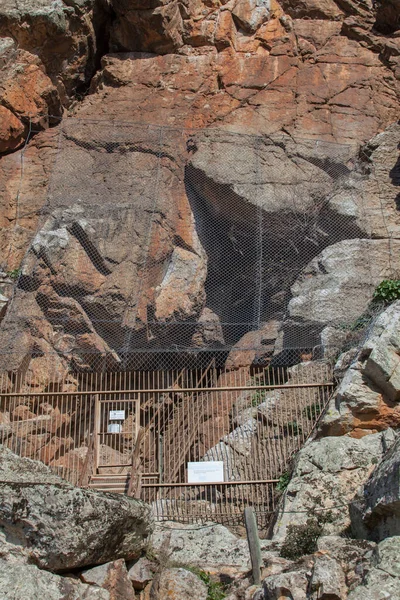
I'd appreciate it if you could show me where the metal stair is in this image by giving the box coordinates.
[88,473,130,494]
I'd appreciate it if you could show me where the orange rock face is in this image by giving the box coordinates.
[0,0,399,383]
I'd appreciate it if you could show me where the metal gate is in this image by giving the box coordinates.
[0,362,334,526]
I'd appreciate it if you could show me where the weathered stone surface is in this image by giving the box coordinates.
[81,559,135,600]
[127,557,156,590]
[0,446,153,571]
[0,106,25,153]
[273,429,396,540]
[317,536,376,591]
[0,0,111,101]
[309,554,347,599]
[150,567,208,600]
[323,301,400,437]
[350,435,400,541]
[0,560,110,600]
[288,239,400,328]
[262,569,309,600]
[347,537,400,600]
[151,521,279,576]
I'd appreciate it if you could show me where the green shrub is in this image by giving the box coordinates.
[280,518,322,560]
[373,279,400,304]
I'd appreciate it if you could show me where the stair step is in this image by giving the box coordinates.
[90,487,126,494]
[91,476,129,481]
[89,482,127,489]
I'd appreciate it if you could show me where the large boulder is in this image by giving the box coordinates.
[0,446,153,572]
[151,521,281,578]
[323,301,400,437]
[273,429,396,540]
[350,435,400,541]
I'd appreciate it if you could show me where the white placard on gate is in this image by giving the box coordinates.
[108,423,122,433]
[187,461,224,483]
[109,410,125,420]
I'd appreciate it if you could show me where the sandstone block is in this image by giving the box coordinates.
[81,559,135,600]
[127,557,156,590]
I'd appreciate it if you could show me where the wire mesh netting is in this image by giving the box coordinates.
[0,118,394,374]
[1,118,397,525]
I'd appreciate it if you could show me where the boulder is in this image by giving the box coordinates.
[0,446,153,571]
[309,554,346,599]
[347,537,400,600]
[151,521,279,577]
[127,557,156,591]
[0,560,110,600]
[262,569,309,600]
[81,559,135,600]
[323,301,400,437]
[287,239,400,330]
[273,429,396,540]
[150,567,208,600]
[317,536,376,591]
[350,435,400,541]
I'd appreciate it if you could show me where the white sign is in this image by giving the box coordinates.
[108,423,122,433]
[187,461,224,484]
[109,410,125,421]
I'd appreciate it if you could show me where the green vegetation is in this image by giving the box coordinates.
[277,471,291,492]
[373,279,400,304]
[283,420,302,436]
[303,403,321,420]
[280,511,335,560]
[280,518,322,560]
[180,567,226,600]
[6,268,21,281]
[250,388,267,407]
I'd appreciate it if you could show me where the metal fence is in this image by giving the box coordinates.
[0,118,394,525]
[0,360,333,526]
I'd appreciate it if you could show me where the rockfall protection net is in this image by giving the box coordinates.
[0,118,396,372]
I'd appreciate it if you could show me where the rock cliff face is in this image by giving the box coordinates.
[0,0,399,373]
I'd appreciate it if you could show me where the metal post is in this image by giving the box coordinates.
[244,507,262,585]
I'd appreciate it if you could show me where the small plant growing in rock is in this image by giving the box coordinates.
[280,518,322,560]
[303,403,321,420]
[250,388,266,407]
[373,279,400,304]
[283,420,302,436]
[277,471,291,492]
[179,566,226,600]
[6,268,21,281]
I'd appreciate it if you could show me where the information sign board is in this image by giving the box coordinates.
[187,461,224,483]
